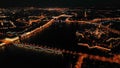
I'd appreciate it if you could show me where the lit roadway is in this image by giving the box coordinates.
[0,15,120,52]
[0,14,120,67]
[13,43,120,66]
[0,14,72,47]
[66,17,120,35]
[20,14,72,40]
[66,17,120,52]
[66,17,120,24]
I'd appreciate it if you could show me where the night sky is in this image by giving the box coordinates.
[0,0,119,8]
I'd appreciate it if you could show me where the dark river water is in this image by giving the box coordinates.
[0,22,77,68]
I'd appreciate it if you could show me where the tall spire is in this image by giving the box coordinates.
[84,10,87,18]
[84,9,87,20]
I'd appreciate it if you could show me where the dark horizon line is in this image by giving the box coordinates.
[0,5,120,9]
[0,0,119,8]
